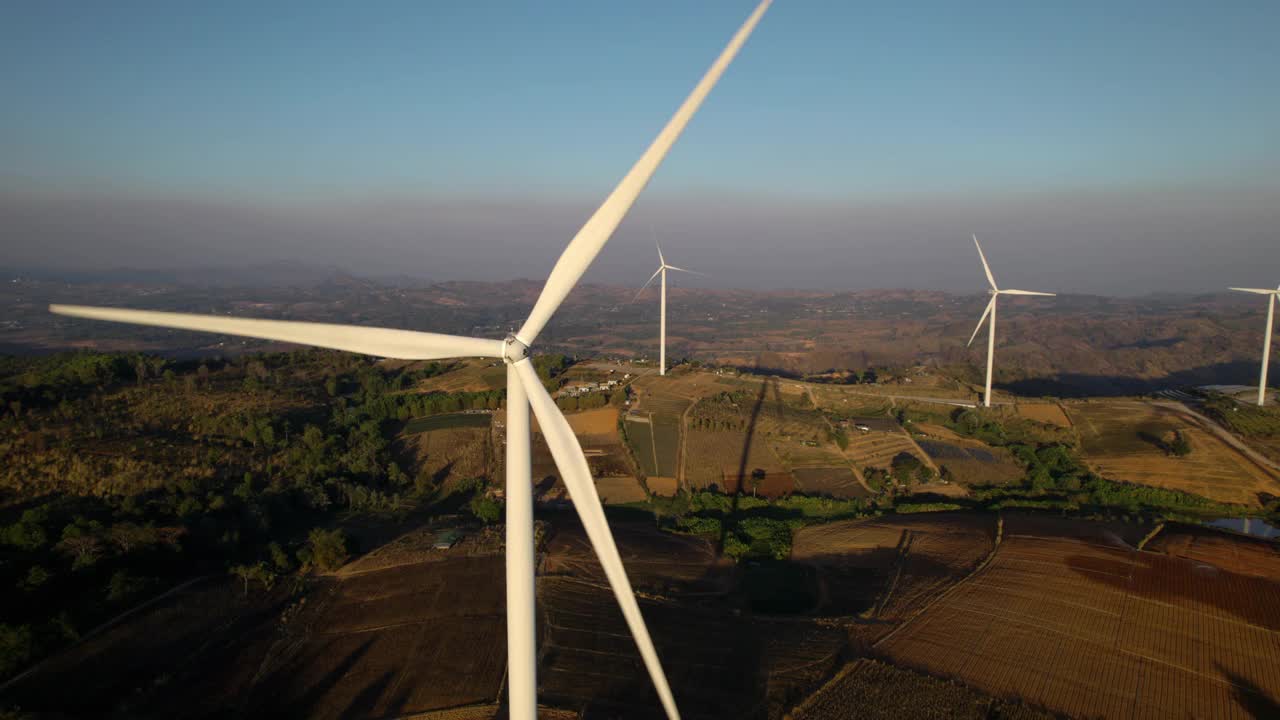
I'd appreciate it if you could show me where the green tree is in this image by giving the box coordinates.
[1167,431,1192,457]
[19,566,50,593]
[268,542,291,571]
[106,570,153,604]
[3,508,50,550]
[306,528,349,571]
[470,494,503,524]
[890,452,924,486]
[0,624,34,679]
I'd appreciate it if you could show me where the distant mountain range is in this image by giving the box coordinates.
[1,268,1270,397]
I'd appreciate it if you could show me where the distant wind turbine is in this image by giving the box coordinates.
[636,239,702,376]
[1229,285,1279,406]
[966,235,1056,407]
[46,2,772,718]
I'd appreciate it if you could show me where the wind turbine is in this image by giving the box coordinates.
[966,234,1055,407]
[47,3,772,718]
[1229,284,1279,406]
[636,239,702,376]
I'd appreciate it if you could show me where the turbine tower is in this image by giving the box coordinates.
[636,240,701,376]
[1229,285,1280,406]
[47,3,772,718]
[966,234,1056,407]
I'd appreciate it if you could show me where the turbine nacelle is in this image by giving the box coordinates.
[503,334,531,364]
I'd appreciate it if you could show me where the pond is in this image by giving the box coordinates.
[1204,517,1280,540]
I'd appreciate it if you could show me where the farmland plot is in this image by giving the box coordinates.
[538,577,845,720]
[623,415,659,477]
[560,407,632,478]
[543,517,732,595]
[1068,400,1280,506]
[397,421,491,486]
[538,577,764,719]
[1016,402,1071,427]
[878,518,1280,719]
[250,556,507,718]
[12,555,511,718]
[791,514,995,621]
[417,360,505,392]
[622,412,680,480]
[789,659,1054,720]
[792,466,867,498]
[845,428,924,471]
[685,428,792,495]
[915,439,1024,486]
[1145,523,1280,580]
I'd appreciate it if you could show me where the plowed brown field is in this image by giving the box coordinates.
[878,516,1280,719]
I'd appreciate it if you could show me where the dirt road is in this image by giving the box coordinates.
[1155,400,1280,476]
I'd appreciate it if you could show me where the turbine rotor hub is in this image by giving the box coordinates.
[503,334,531,364]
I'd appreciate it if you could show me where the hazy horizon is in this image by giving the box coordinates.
[4,1,1278,296]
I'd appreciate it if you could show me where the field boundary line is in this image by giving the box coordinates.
[647,412,661,477]
[677,397,695,491]
[898,426,940,475]
[872,513,1002,650]
[871,530,913,618]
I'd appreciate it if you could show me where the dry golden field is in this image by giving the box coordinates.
[685,428,793,495]
[592,475,647,504]
[877,515,1280,719]
[563,407,619,439]
[1067,400,1280,506]
[416,359,506,393]
[912,422,965,441]
[844,428,924,471]
[1015,402,1072,427]
[397,424,490,487]
[561,407,632,478]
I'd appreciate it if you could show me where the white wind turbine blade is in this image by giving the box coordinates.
[512,361,680,720]
[49,305,502,360]
[967,297,995,347]
[972,234,998,291]
[656,239,667,268]
[633,266,665,302]
[662,264,704,276]
[1000,289,1056,297]
[1230,287,1279,295]
[516,0,772,345]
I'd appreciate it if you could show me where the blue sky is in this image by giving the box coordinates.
[2,1,1278,292]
